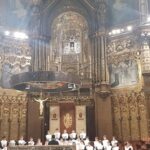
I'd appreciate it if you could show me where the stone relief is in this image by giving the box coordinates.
[0,93,27,139]
[109,60,139,87]
[0,39,31,88]
[107,38,135,54]
[112,91,148,140]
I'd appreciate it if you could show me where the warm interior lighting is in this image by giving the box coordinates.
[147,16,150,22]
[13,32,28,40]
[127,26,133,31]
[4,31,10,36]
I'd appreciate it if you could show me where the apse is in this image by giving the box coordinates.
[10,11,91,93]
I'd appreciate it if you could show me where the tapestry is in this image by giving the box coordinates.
[60,103,75,133]
[76,105,86,134]
[49,106,60,134]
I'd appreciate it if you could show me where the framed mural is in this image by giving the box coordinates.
[109,60,139,87]
[108,0,140,26]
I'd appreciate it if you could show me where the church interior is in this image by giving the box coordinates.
[0,0,150,148]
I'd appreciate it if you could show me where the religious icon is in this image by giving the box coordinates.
[63,113,72,129]
[34,93,48,116]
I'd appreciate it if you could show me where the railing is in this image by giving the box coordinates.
[8,145,76,150]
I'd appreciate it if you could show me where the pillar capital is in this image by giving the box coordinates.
[95,82,111,98]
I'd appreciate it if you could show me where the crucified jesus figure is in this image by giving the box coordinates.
[34,94,48,115]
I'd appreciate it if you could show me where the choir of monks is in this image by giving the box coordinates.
[0,130,135,150]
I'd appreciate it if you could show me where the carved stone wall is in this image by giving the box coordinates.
[111,90,148,141]
[0,89,27,140]
[107,29,149,140]
[0,37,31,88]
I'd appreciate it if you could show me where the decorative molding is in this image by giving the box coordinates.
[111,91,148,140]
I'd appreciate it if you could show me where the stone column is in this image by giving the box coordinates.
[139,0,149,23]
[29,2,50,72]
[93,0,112,138]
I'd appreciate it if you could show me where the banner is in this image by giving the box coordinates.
[49,106,60,134]
[60,102,75,133]
[76,105,86,134]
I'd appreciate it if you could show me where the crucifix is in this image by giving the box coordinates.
[34,92,48,116]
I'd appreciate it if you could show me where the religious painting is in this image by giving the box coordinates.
[108,0,139,26]
[60,103,75,133]
[63,113,73,129]
[109,60,139,87]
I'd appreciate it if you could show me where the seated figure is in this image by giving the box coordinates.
[79,129,86,140]
[46,130,52,142]
[48,135,59,145]
[0,136,8,150]
[86,142,94,150]
[94,137,103,150]
[62,129,69,141]
[111,136,119,150]
[18,136,26,145]
[9,140,16,147]
[69,130,77,140]
[54,128,61,140]
[102,135,110,150]
[28,137,35,146]
[36,138,42,146]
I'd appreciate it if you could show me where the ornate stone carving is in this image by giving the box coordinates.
[95,82,111,98]
[0,38,31,88]
[30,93,94,106]
[0,91,27,140]
[111,91,148,140]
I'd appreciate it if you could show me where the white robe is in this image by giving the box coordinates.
[102,139,110,149]
[94,141,103,150]
[18,140,26,145]
[54,132,61,139]
[79,132,86,140]
[0,140,7,150]
[9,140,16,146]
[62,133,69,140]
[70,133,77,139]
[46,134,52,141]
[86,145,93,150]
[28,141,34,146]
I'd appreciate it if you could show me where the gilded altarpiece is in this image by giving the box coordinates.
[50,11,91,82]
[112,92,148,140]
[108,33,148,140]
[0,90,27,140]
